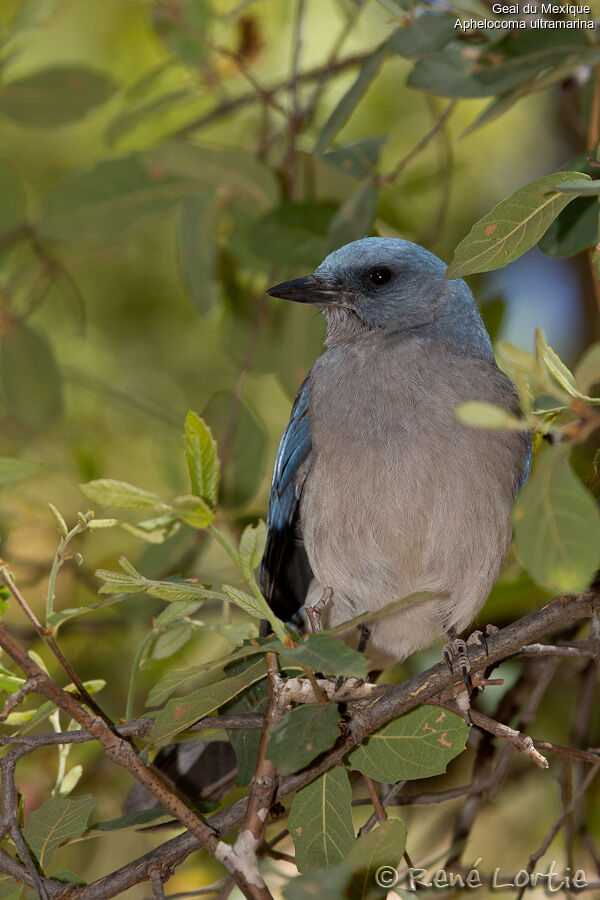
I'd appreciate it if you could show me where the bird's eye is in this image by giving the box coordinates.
[367,266,393,287]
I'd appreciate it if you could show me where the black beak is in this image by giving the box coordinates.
[266,275,338,305]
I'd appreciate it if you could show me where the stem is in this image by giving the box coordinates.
[208,524,241,568]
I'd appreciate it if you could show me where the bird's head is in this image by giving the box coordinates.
[267,237,493,357]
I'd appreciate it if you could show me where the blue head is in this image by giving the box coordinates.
[267,237,493,360]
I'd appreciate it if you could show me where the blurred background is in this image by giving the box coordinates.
[0,0,598,896]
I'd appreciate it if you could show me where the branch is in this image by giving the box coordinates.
[64,590,599,900]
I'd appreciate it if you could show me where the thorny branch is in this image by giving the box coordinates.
[0,591,597,900]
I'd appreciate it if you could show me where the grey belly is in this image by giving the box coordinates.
[299,435,512,665]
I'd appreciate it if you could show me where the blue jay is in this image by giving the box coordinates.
[259,238,531,670]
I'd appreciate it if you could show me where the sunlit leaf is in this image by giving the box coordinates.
[454,400,526,431]
[239,521,267,577]
[513,444,600,594]
[184,410,220,507]
[172,494,214,529]
[80,479,165,510]
[288,767,354,871]
[446,172,589,278]
[348,706,468,781]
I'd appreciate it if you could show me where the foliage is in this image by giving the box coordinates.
[0,1,599,898]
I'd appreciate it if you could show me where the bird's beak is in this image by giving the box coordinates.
[266,275,337,305]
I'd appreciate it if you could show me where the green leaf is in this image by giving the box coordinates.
[150,658,267,743]
[280,634,368,678]
[221,585,286,641]
[454,401,526,431]
[179,193,219,314]
[408,35,600,99]
[172,494,214,529]
[239,521,267,577]
[247,203,336,270]
[96,558,222,604]
[151,623,194,659]
[91,802,214,832]
[51,871,87,886]
[184,410,220,507]
[446,172,590,278]
[0,67,115,127]
[37,155,193,241]
[122,514,179,544]
[202,392,266,507]
[289,767,355,871]
[267,704,341,775]
[1,325,63,429]
[0,160,26,239]
[513,444,600,594]
[58,765,83,797]
[556,179,600,195]
[535,330,591,401]
[314,43,387,154]
[574,342,600,394]
[22,795,95,868]
[345,819,407,900]
[348,706,469,782]
[222,667,268,785]
[389,13,455,58]
[0,664,25,693]
[282,864,353,900]
[322,138,386,181]
[329,178,378,250]
[538,196,598,258]
[0,458,40,486]
[80,479,165,510]
[146,141,278,210]
[154,600,203,626]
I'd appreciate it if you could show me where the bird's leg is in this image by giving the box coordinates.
[357,625,371,655]
[443,626,472,692]
[306,586,332,634]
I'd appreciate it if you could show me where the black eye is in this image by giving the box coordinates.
[368,266,393,287]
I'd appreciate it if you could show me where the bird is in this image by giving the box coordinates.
[259,237,531,671]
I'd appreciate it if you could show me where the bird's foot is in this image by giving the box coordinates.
[443,630,472,692]
[306,586,332,634]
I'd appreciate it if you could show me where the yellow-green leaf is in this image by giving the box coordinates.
[184,410,220,507]
[455,400,526,431]
[446,172,590,278]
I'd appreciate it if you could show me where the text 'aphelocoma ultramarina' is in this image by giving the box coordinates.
[259,237,532,669]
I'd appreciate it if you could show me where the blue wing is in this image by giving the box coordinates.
[259,375,314,621]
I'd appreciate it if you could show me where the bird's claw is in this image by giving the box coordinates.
[443,636,472,692]
[467,623,499,659]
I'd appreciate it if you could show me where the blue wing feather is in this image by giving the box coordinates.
[260,375,313,620]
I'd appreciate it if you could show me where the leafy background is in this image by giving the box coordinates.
[0,0,599,896]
